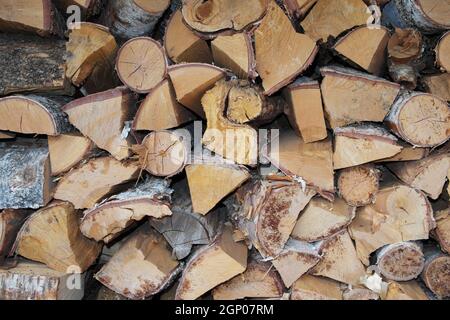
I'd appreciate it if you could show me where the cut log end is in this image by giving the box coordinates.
[422,254,450,299]
[338,165,380,207]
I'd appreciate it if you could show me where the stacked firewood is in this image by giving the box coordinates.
[0,0,449,300]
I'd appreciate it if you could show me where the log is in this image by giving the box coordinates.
[0,210,31,265]
[311,230,366,285]
[0,141,52,210]
[433,208,450,254]
[333,26,390,76]
[436,31,450,72]
[282,0,318,19]
[421,246,450,299]
[338,165,380,207]
[255,0,318,95]
[211,33,256,79]
[343,287,379,300]
[95,224,181,300]
[0,0,64,37]
[181,0,267,34]
[290,275,343,300]
[376,143,429,162]
[301,0,371,42]
[48,133,94,176]
[282,79,327,143]
[63,87,136,161]
[320,66,400,129]
[0,95,71,136]
[0,261,85,300]
[212,257,284,300]
[422,73,450,102]
[385,92,450,148]
[54,0,104,19]
[272,239,321,288]
[66,23,118,94]
[333,125,403,170]
[228,178,316,258]
[291,197,356,242]
[54,156,140,209]
[100,0,170,40]
[201,80,258,165]
[0,132,15,140]
[175,224,248,300]
[168,63,226,117]
[164,10,213,64]
[132,79,196,132]
[80,178,173,243]
[0,34,71,96]
[348,185,435,265]
[15,201,102,273]
[384,281,429,300]
[116,37,167,93]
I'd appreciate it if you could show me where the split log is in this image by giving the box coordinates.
[376,242,424,281]
[0,132,15,140]
[15,201,102,273]
[385,92,450,147]
[168,63,226,117]
[0,141,52,210]
[384,281,429,300]
[116,37,167,93]
[343,287,379,300]
[201,80,258,165]
[433,208,450,254]
[311,230,366,285]
[80,178,173,243]
[422,73,450,102]
[272,239,321,288]
[132,79,196,132]
[421,246,450,299]
[338,165,380,207]
[0,34,71,96]
[376,143,429,162]
[333,125,403,170]
[48,133,94,176]
[95,224,181,300]
[228,178,316,258]
[290,275,343,300]
[0,261,85,300]
[0,0,64,37]
[320,66,400,129]
[175,224,248,300]
[300,0,371,42]
[54,156,140,209]
[63,87,136,161]
[282,79,327,143]
[348,185,435,265]
[255,0,318,95]
[164,10,213,64]
[291,197,356,242]
[100,0,170,40]
[181,0,267,34]
[211,33,256,79]
[66,23,118,94]
[186,163,250,215]
[54,0,104,19]
[333,26,390,76]
[436,31,450,72]
[0,96,71,136]
[282,0,318,19]
[0,210,31,265]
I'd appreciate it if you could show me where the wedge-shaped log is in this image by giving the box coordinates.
[338,165,380,207]
[422,73,450,102]
[290,275,343,300]
[343,287,379,300]
[376,143,429,162]
[0,132,14,140]
[282,0,318,19]
[433,209,450,254]
[384,281,429,300]
[0,210,31,265]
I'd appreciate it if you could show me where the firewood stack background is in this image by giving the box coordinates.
[0,0,449,300]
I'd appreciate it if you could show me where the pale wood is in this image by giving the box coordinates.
[54,0,104,18]
[436,31,450,72]
[175,225,248,300]
[0,131,15,140]
[95,224,181,300]
[433,208,450,254]
[16,201,102,273]
[54,156,140,209]
[255,0,318,95]
[376,143,429,162]
[338,165,380,207]
[290,275,343,300]
[282,0,318,19]
[343,287,379,300]
[422,73,450,102]
[0,209,31,265]
[388,28,423,64]
[63,87,136,161]
[384,281,429,300]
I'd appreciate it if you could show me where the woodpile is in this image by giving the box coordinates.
[0,0,449,301]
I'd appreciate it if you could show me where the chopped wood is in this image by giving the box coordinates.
[0,209,31,265]
[63,87,136,161]
[388,28,423,64]
[385,92,450,147]
[175,224,248,300]
[436,31,450,72]
[164,10,213,64]
[421,246,450,299]
[290,275,343,300]
[282,79,327,143]
[116,37,167,93]
[255,0,318,95]
[334,26,390,76]
[338,165,380,207]
[0,141,52,210]
[422,73,450,102]
[95,224,181,299]
[348,185,435,265]
[291,197,356,242]
[15,201,102,273]
[54,0,104,18]
[343,287,379,300]
[376,143,430,162]
[282,0,318,19]
[321,66,400,129]
[384,281,429,300]
[433,208,450,254]
[54,156,140,209]
[80,178,173,243]
[0,132,15,140]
